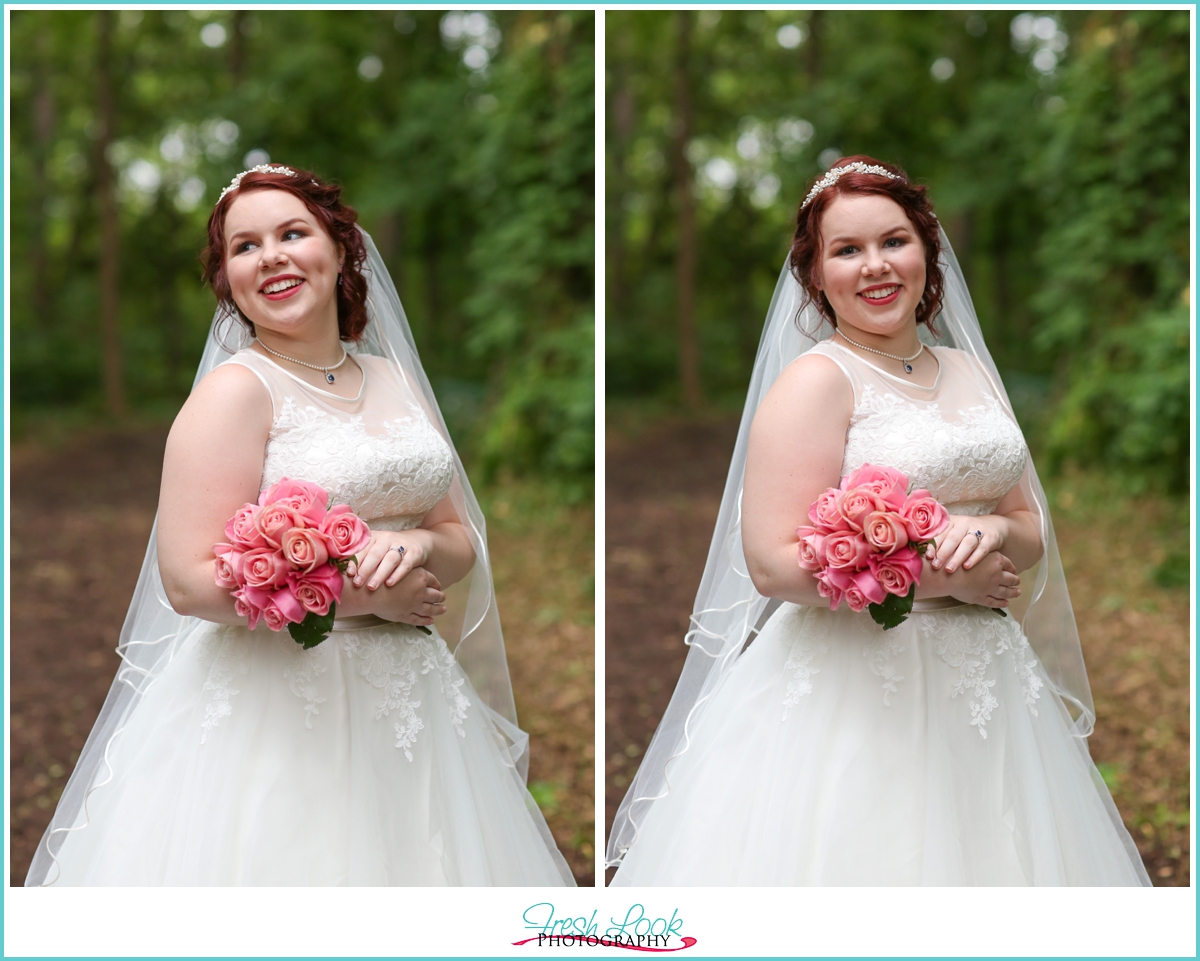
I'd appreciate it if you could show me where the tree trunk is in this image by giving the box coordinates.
[374,209,405,294]
[229,11,247,83]
[424,208,443,354]
[805,12,823,85]
[609,54,634,317]
[670,10,702,409]
[94,10,126,416]
[29,23,55,334]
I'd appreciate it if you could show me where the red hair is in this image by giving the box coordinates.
[788,155,944,332]
[201,166,369,341]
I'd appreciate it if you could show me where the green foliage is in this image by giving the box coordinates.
[10,10,594,489]
[1045,304,1190,491]
[463,15,595,492]
[1030,12,1190,489]
[607,10,1189,487]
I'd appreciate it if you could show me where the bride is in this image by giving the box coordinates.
[26,165,574,886]
[607,157,1150,886]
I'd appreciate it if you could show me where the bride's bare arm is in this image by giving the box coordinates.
[742,354,855,606]
[157,365,274,624]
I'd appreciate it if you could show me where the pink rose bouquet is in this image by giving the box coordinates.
[213,477,372,648]
[796,464,950,630]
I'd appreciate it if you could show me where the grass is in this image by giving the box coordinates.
[1041,468,1191,884]
[474,478,596,884]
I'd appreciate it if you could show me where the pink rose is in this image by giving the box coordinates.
[870,546,924,597]
[837,487,885,531]
[259,586,307,631]
[902,490,950,542]
[289,565,344,615]
[862,510,909,556]
[226,504,268,549]
[815,570,844,611]
[240,547,292,590]
[213,543,245,589]
[840,569,888,612]
[232,584,272,631]
[282,527,331,573]
[796,527,828,571]
[255,503,304,548]
[262,603,288,632]
[319,505,371,559]
[823,530,871,571]
[842,464,909,510]
[808,488,850,532]
[260,477,330,527]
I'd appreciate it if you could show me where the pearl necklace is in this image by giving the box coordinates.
[257,339,349,384]
[835,330,925,374]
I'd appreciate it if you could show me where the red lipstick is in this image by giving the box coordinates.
[857,284,900,306]
[260,275,305,301]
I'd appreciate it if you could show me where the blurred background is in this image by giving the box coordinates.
[9,9,594,884]
[605,9,1189,885]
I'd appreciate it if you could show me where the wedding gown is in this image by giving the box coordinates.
[611,342,1150,886]
[44,350,574,886]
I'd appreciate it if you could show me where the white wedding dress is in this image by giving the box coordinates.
[612,342,1149,886]
[45,350,573,886]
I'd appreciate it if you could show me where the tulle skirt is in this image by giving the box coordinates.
[45,618,573,886]
[612,602,1150,886]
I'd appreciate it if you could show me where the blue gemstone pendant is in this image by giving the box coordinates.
[904,363,914,374]
[325,372,336,384]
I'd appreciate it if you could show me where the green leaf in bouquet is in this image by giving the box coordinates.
[993,607,1008,618]
[868,583,916,631]
[288,605,337,649]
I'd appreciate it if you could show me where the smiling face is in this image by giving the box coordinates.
[815,192,927,343]
[222,188,343,342]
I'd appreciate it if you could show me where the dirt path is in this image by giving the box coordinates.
[10,424,593,886]
[604,416,1189,885]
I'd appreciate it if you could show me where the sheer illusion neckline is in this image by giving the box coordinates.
[254,349,367,404]
[829,339,942,392]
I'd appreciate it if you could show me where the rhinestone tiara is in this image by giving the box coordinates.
[800,161,904,210]
[217,164,297,204]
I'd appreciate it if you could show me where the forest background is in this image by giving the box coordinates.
[9,9,595,884]
[605,8,1190,884]
[608,8,1189,496]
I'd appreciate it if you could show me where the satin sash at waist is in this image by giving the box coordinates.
[910,596,969,613]
[330,613,392,632]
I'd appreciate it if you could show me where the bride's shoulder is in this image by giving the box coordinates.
[169,358,273,443]
[187,354,273,413]
[759,349,854,417]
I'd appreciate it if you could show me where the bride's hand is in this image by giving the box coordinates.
[929,515,1009,574]
[347,565,447,626]
[348,530,431,590]
[925,549,1021,609]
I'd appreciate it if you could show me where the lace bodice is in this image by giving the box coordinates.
[814,342,1028,517]
[225,350,455,531]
